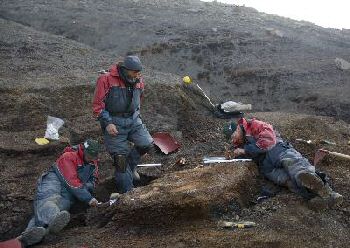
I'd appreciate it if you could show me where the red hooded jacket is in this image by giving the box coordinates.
[92,64,145,118]
[53,144,99,203]
[237,118,277,153]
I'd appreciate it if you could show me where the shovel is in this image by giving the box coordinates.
[0,238,22,248]
[152,132,180,154]
[183,76,215,108]
[314,149,350,166]
[182,76,251,118]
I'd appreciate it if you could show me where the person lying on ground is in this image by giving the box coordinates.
[223,118,343,208]
[17,139,101,247]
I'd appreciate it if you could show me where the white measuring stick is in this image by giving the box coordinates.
[203,159,252,164]
[137,163,162,167]
[203,156,227,161]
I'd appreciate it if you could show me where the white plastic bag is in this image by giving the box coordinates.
[220,101,252,112]
[44,116,64,140]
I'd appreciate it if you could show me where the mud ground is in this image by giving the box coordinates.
[1,82,350,247]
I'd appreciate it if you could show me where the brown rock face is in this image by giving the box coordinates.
[87,163,258,228]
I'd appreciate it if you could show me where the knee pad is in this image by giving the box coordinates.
[135,144,156,156]
[113,154,127,173]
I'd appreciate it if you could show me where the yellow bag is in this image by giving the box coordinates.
[35,138,50,146]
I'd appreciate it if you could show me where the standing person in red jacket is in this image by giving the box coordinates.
[224,118,343,208]
[93,56,154,194]
[18,139,100,247]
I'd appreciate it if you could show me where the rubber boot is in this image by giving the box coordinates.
[307,182,343,210]
[19,226,46,246]
[324,183,343,208]
[285,179,299,194]
[328,192,344,208]
[296,171,329,198]
[48,210,70,233]
[133,169,140,181]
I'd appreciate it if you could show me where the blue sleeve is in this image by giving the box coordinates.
[53,165,93,204]
[85,166,98,193]
[85,182,94,193]
[244,136,267,158]
[98,109,113,129]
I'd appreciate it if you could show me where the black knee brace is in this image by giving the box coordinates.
[113,154,127,173]
[135,144,156,156]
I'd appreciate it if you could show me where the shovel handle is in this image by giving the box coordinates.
[195,84,215,108]
[329,151,350,160]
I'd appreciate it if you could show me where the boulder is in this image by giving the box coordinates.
[86,163,258,228]
[335,57,350,70]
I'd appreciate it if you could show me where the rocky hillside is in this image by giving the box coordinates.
[1,0,350,121]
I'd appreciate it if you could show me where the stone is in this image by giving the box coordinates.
[335,57,350,70]
[86,163,258,227]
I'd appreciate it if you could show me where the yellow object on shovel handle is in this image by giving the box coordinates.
[183,75,192,85]
[183,75,215,108]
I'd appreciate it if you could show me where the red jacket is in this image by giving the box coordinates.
[53,144,98,203]
[237,118,277,151]
[92,64,145,118]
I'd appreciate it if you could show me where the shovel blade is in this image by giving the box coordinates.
[314,149,328,166]
[0,239,23,248]
[152,132,180,154]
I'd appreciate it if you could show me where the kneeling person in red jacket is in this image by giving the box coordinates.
[18,139,100,246]
[225,118,343,208]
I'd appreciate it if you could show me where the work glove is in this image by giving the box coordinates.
[233,148,246,158]
[225,145,234,159]
[106,123,118,136]
[89,198,99,207]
